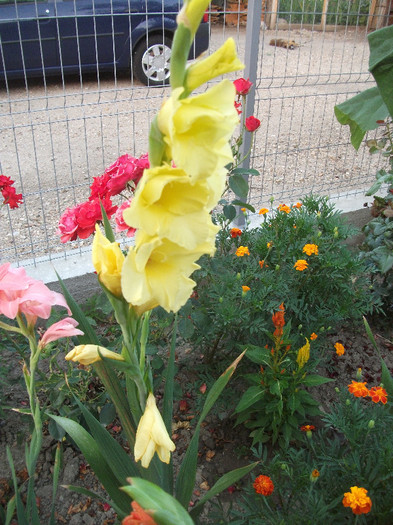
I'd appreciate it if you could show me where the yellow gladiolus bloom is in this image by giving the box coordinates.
[297,338,310,369]
[65,344,125,366]
[134,392,176,468]
[121,232,214,313]
[122,165,219,250]
[157,80,238,182]
[92,225,124,297]
[185,38,244,92]
[177,0,211,36]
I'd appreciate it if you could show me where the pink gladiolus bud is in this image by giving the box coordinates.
[245,116,261,132]
[38,317,84,349]
[233,77,253,96]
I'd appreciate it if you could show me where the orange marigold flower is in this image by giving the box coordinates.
[242,285,250,293]
[293,202,302,208]
[259,207,269,215]
[230,227,242,238]
[259,260,265,268]
[253,475,274,496]
[369,386,388,404]
[278,204,291,214]
[342,486,372,515]
[310,469,320,481]
[348,380,369,398]
[236,246,250,257]
[241,207,246,212]
[302,243,319,256]
[300,424,315,433]
[122,502,157,525]
[267,242,272,249]
[294,259,308,271]
[334,342,345,356]
[310,332,318,340]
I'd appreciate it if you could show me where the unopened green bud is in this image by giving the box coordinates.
[219,297,223,303]
[281,463,287,470]
[335,387,340,393]
[334,227,339,238]
[316,211,321,217]
[356,368,362,380]
[298,324,302,331]
[346,399,351,406]
[275,264,280,271]
[317,230,322,237]
[368,420,375,429]
[236,273,241,280]
[320,326,325,332]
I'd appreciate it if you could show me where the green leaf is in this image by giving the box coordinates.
[49,415,131,516]
[235,386,265,413]
[55,272,101,346]
[176,353,244,508]
[99,201,116,242]
[301,375,334,387]
[223,204,236,222]
[245,345,271,364]
[49,443,62,525]
[229,174,249,201]
[334,87,388,150]
[231,200,256,213]
[4,495,16,525]
[368,25,393,117]
[122,478,194,525]
[6,447,28,525]
[190,462,259,520]
[366,169,390,195]
[99,404,116,426]
[231,168,260,176]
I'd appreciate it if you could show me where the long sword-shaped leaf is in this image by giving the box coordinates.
[6,447,29,525]
[49,415,131,516]
[71,394,141,481]
[190,461,259,520]
[175,351,245,508]
[56,272,101,346]
[122,478,194,525]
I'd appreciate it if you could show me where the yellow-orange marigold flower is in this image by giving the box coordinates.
[236,246,250,256]
[242,285,250,293]
[369,386,388,404]
[293,202,302,208]
[310,469,320,482]
[278,204,291,214]
[253,475,274,496]
[348,380,369,398]
[342,486,372,515]
[294,259,308,271]
[335,342,345,356]
[259,207,269,215]
[310,332,318,340]
[259,260,265,268]
[230,227,242,238]
[300,424,315,432]
[267,242,272,249]
[302,243,319,256]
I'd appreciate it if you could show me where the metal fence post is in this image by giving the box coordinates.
[235,0,262,227]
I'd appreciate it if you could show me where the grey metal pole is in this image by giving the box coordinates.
[235,0,262,227]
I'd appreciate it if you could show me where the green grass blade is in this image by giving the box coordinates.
[6,447,29,525]
[4,495,16,525]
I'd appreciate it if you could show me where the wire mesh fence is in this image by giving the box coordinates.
[0,0,391,269]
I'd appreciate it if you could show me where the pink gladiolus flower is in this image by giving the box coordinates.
[0,263,70,324]
[233,77,253,96]
[245,116,261,132]
[115,200,136,237]
[38,317,84,349]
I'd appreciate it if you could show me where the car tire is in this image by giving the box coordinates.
[133,34,172,86]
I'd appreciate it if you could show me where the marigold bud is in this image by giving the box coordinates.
[335,387,340,393]
[236,272,241,280]
[275,264,280,271]
[219,297,223,303]
[346,399,351,406]
[356,368,362,380]
[368,420,375,429]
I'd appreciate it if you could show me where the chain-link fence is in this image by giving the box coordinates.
[0,0,391,271]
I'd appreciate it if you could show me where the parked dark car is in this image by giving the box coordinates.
[0,0,209,86]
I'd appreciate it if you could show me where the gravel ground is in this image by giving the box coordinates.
[0,23,383,265]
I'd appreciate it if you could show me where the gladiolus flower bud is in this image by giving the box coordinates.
[65,345,124,366]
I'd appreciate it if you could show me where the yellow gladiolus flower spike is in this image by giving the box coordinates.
[92,225,125,297]
[65,345,125,366]
[121,231,215,313]
[157,80,238,182]
[122,165,219,250]
[177,0,211,36]
[185,38,244,92]
[134,392,176,468]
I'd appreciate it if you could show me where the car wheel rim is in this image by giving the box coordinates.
[141,43,171,82]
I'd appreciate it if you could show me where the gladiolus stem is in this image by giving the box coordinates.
[94,361,136,448]
[170,25,192,90]
[139,311,151,375]
[0,319,23,334]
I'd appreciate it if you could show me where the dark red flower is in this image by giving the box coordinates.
[1,185,23,209]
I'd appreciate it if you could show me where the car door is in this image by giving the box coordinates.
[0,0,60,78]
